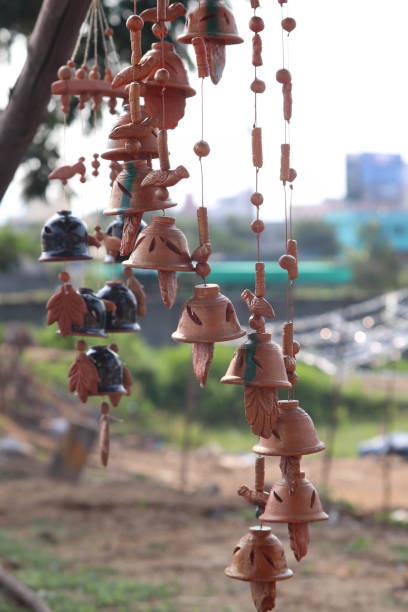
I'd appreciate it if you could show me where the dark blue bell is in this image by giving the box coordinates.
[39,210,92,262]
[96,282,141,333]
[68,288,107,338]
[86,345,126,395]
[103,216,146,264]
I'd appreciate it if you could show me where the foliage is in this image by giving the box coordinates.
[348,221,402,292]
[0,225,39,271]
[294,219,340,258]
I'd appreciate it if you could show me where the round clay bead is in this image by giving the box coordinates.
[105,27,113,36]
[76,68,86,79]
[276,68,291,84]
[251,219,265,234]
[251,78,266,94]
[109,343,119,353]
[155,187,169,201]
[251,192,264,206]
[67,60,75,68]
[193,140,210,157]
[126,15,143,31]
[293,340,300,355]
[196,262,211,278]
[58,65,72,80]
[288,168,297,182]
[249,16,264,32]
[152,22,168,37]
[58,271,70,283]
[80,64,89,72]
[76,340,87,352]
[282,17,296,32]
[154,68,170,85]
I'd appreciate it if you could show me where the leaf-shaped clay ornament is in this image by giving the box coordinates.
[46,284,87,336]
[68,352,99,403]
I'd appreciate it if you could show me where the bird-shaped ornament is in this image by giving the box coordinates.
[48,157,86,185]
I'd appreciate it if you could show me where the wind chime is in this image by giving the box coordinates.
[222,2,328,610]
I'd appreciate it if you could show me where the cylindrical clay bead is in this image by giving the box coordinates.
[255,455,265,492]
[252,34,262,67]
[192,37,209,78]
[280,143,290,182]
[283,81,292,122]
[282,321,294,357]
[157,0,167,21]
[158,130,170,170]
[287,239,299,279]
[252,127,263,168]
[130,83,141,123]
[255,262,265,297]
[197,207,210,245]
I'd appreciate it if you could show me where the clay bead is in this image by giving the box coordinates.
[126,15,144,31]
[288,168,297,182]
[251,78,266,94]
[251,219,265,234]
[58,271,70,283]
[152,22,168,38]
[249,16,264,32]
[155,187,169,201]
[196,262,211,278]
[276,68,291,84]
[105,27,113,37]
[58,65,72,80]
[76,340,87,352]
[194,140,210,157]
[282,17,296,32]
[76,68,86,79]
[250,192,263,207]
[154,68,170,85]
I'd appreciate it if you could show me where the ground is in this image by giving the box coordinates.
[0,443,407,611]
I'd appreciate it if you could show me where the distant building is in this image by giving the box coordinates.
[212,188,252,219]
[346,153,404,204]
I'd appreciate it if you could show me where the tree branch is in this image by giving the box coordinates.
[0,0,92,202]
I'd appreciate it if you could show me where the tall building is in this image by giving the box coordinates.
[346,153,404,204]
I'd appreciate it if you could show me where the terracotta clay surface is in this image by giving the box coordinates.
[46,283,87,337]
[225,526,293,582]
[101,106,159,162]
[252,400,325,457]
[104,162,176,216]
[123,216,194,272]
[250,581,276,612]
[260,474,328,524]
[48,157,86,185]
[288,522,310,562]
[221,332,291,388]
[192,342,214,388]
[157,270,178,309]
[68,345,99,403]
[244,386,279,438]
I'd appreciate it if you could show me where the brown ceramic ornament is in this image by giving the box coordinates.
[101,106,159,163]
[252,400,325,457]
[244,387,279,438]
[48,157,86,185]
[124,269,147,318]
[46,273,87,336]
[68,341,99,403]
[99,401,110,467]
[225,526,293,582]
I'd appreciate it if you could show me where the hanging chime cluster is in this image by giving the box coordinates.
[222,2,328,610]
[40,0,246,464]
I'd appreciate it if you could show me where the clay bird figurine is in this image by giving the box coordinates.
[241,289,275,319]
[48,157,86,185]
[141,165,189,188]
[93,225,122,255]
[140,2,186,22]
[109,115,160,141]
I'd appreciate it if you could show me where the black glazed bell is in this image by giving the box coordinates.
[96,282,141,333]
[67,288,107,338]
[103,216,146,264]
[39,210,92,262]
[86,345,126,395]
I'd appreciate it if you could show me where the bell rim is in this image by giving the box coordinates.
[220,375,292,388]
[122,261,195,272]
[177,32,244,45]
[224,567,293,582]
[88,387,127,396]
[105,323,141,333]
[103,201,177,216]
[259,512,329,523]
[58,329,108,338]
[38,254,92,262]
[171,328,246,343]
[101,149,159,161]
[252,441,326,456]
[144,80,196,98]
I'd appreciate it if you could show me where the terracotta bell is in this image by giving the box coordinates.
[141,42,196,129]
[96,282,141,333]
[67,288,107,338]
[221,333,291,388]
[252,400,325,457]
[178,1,243,45]
[101,105,159,163]
[225,526,293,582]
[122,216,194,272]
[172,284,246,343]
[104,161,176,216]
[103,216,146,264]
[260,474,328,524]
[86,345,126,396]
[39,210,91,262]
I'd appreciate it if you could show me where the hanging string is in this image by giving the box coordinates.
[97,0,110,72]
[83,5,94,67]
[70,3,93,64]
[99,2,120,73]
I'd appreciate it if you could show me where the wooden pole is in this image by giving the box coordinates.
[0,565,52,612]
[0,0,92,201]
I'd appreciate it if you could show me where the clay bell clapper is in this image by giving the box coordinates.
[123,216,194,272]
[39,210,92,262]
[259,473,328,524]
[172,284,246,343]
[221,332,291,388]
[103,216,146,264]
[104,162,176,216]
[86,345,126,397]
[225,526,293,582]
[97,282,141,333]
[65,288,107,338]
[253,400,325,457]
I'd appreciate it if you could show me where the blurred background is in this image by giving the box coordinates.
[0,0,407,610]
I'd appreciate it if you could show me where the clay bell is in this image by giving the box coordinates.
[104,161,176,216]
[86,345,126,396]
[101,105,159,163]
[39,210,91,262]
[122,216,194,272]
[260,474,328,523]
[221,333,291,388]
[103,216,146,264]
[96,281,140,333]
[225,526,293,582]
[67,288,107,338]
[172,284,246,343]
[141,42,196,129]
[252,400,325,457]
[178,1,243,45]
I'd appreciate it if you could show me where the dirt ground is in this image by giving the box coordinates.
[0,443,407,611]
